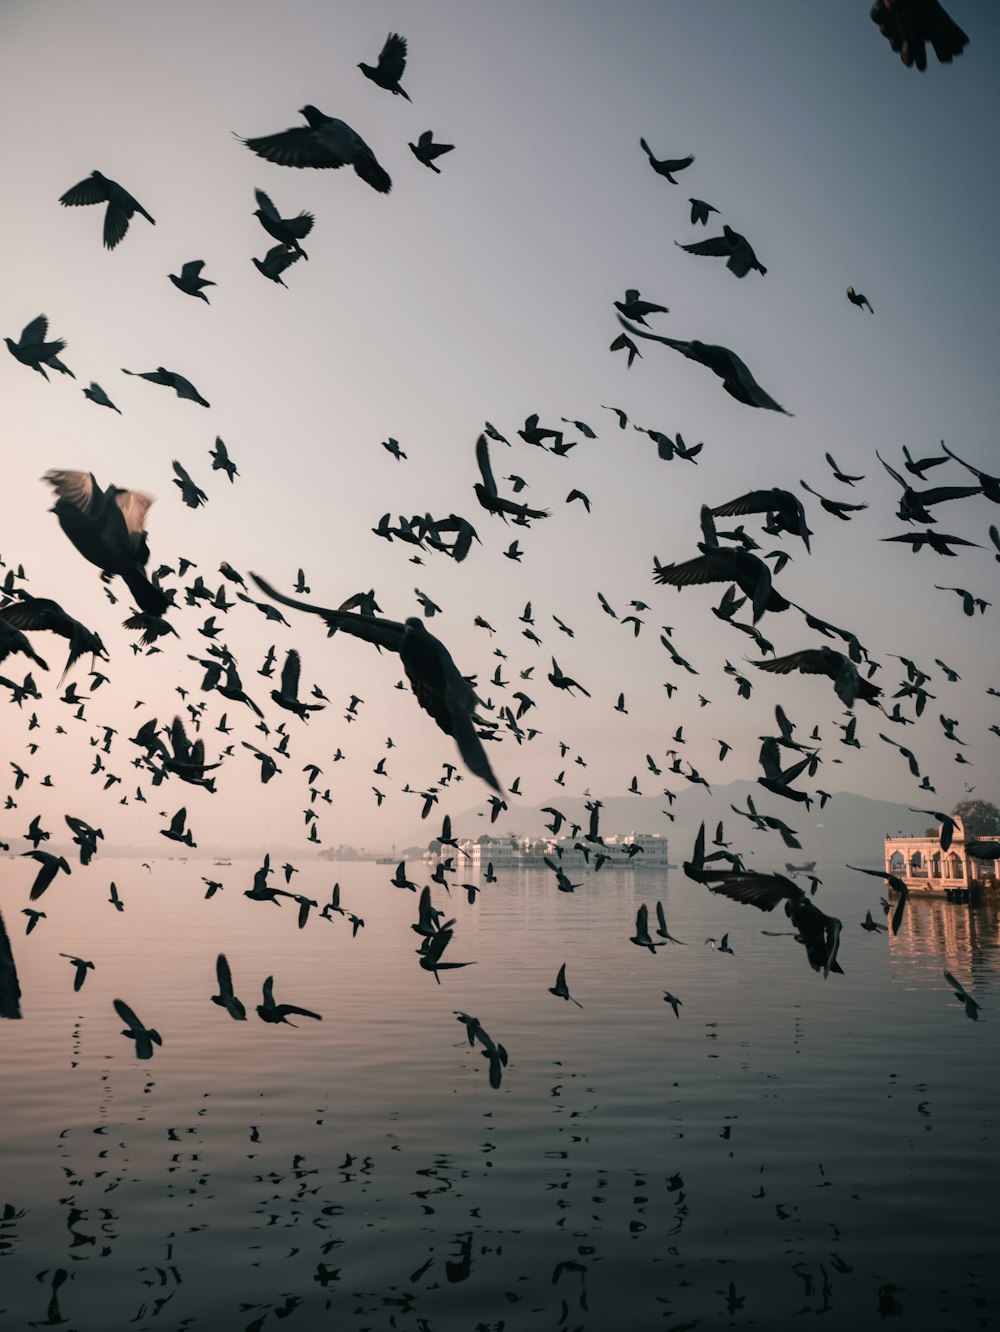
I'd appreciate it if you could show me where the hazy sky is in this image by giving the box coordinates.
[1,2,997,853]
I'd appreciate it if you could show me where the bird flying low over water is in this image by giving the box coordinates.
[548,963,582,1008]
[250,575,502,791]
[240,107,391,193]
[256,975,322,1025]
[114,998,162,1059]
[58,171,155,249]
[212,954,246,1020]
[617,317,791,414]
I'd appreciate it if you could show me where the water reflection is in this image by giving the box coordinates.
[0,859,996,1329]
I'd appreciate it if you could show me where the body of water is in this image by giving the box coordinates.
[1,855,996,1330]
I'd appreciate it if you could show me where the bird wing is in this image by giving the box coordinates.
[216,953,234,999]
[249,575,405,648]
[475,434,498,498]
[280,649,301,699]
[376,31,408,81]
[243,125,345,170]
[754,650,829,677]
[710,490,779,518]
[169,808,187,834]
[254,188,280,219]
[113,998,143,1030]
[170,715,192,760]
[705,873,798,912]
[103,204,131,251]
[43,468,98,514]
[19,314,50,346]
[59,175,108,207]
[676,236,731,257]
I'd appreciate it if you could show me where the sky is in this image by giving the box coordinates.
[1,1,997,855]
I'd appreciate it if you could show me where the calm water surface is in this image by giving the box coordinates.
[1,855,997,1330]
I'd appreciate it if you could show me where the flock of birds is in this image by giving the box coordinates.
[0,3,989,1085]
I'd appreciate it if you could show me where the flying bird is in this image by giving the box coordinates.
[359,32,411,99]
[676,225,767,278]
[114,998,162,1059]
[169,260,215,302]
[211,954,246,1020]
[241,106,391,193]
[58,171,155,249]
[846,286,873,312]
[618,318,791,414]
[82,382,122,413]
[42,470,169,616]
[548,963,582,1008]
[871,0,968,70]
[639,138,694,182]
[122,366,209,407]
[409,131,454,172]
[250,575,501,791]
[5,315,69,381]
[253,242,304,286]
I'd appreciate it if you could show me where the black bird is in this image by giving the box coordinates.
[256,975,322,1025]
[169,260,215,302]
[209,437,239,482]
[753,647,883,709]
[211,953,246,1020]
[253,188,313,256]
[0,617,48,671]
[943,969,979,1020]
[65,814,102,865]
[0,595,107,683]
[871,0,968,70]
[882,528,980,556]
[938,441,1000,502]
[0,909,22,1019]
[241,106,392,194]
[60,954,94,992]
[113,998,162,1058]
[5,315,70,380]
[877,450,979,524]
[800,479,868,520]
[271,649,325,720]
[122,366,209,407]
[59,171,155,249]
[172,461,208,509]
[359,32,411,99]
[618,317,791,414]
[614,289,669,325]
[82,381,122,413]
[676,225,767,278]
[639,138,694,182]
[409,131,454,172]
[824,452,865,486]
[655,520,789,624]
[475,435,549,522]
[710,488,811,551]
[609,332,642,367]
[161,807,195,848]
[253,242,304,286]
[251,575,502,791]
[846,285,874,312]
[22,850,71,900]
[548,963,582,1008]
[934,585,990,616]
[689,197,718,226]
[548,658,590,697]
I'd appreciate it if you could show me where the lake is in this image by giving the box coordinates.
[1,855,996,1330]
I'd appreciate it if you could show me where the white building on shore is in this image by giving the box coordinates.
[454,831,669,870]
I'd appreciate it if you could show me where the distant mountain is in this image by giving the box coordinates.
[426,781,930,869]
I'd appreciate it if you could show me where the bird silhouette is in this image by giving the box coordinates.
[618,317,791,413]
[548,963,582,1007]
[169,260,215,302]
[114,998,163,1058]
[241,106,391,193]
[359,32,411,99]
[59,171,155,249]
[250,575,502,791]
[256,975,322,1025]
[639,138,694,182]
[409,130,454,172]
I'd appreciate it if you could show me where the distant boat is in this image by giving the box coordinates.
[214,859,231,866]
[785,860,816,873]
[375,856,396,864]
